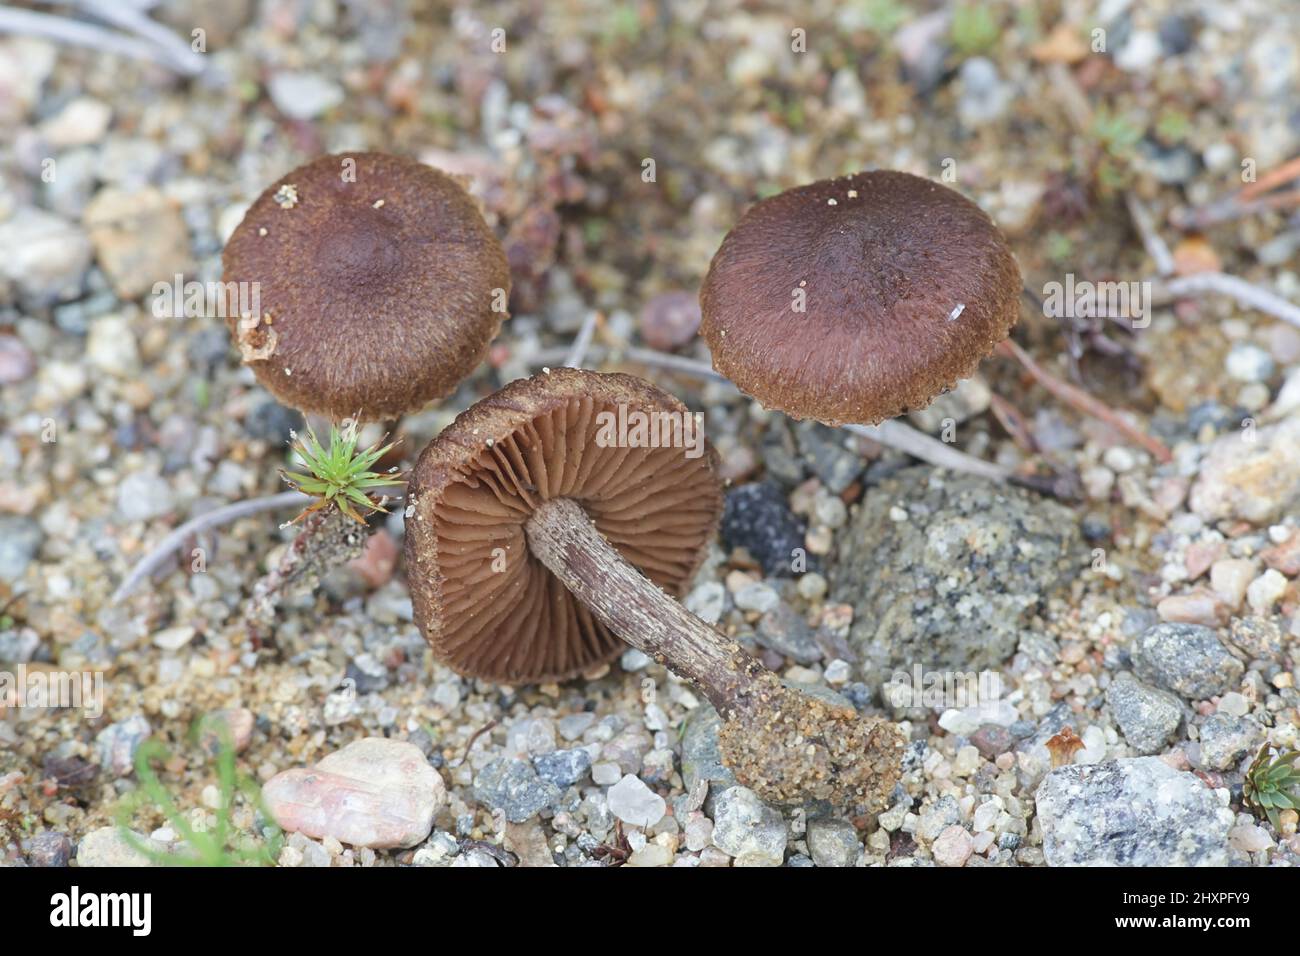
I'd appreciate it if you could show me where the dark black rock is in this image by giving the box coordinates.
[245,398,304,445]
[186,326,231,372]
[1157,14,1195,55]
[720,481,810,578]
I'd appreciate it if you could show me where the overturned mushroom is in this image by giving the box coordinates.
[700,170,1021,426]
[405,368,904,807]
[222,152,510,421]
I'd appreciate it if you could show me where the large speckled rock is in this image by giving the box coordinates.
[1198,714,1262,771]
[263,737,444,848]
[710,786,788,866]
[1036,758,1234,866]
[1130,622,1243,700]
[1106,672,1183,755]
[833,468,1081,683]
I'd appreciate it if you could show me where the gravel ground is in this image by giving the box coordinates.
[2,0,1300,868]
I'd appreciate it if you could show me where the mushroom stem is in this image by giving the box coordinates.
[524,496,905,807]
[524,496,760,712]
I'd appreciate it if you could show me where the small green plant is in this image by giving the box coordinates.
[115,720,282,866]
[951,4,999,57]
[1088,108,1144,192]
[1154,108,1191,145]
[1045,230,1074,265]
[281,420,403,525]
[855,0,911,35]
[1243,744,1300,830]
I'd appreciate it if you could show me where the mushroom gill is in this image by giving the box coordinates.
[405,368,722,683]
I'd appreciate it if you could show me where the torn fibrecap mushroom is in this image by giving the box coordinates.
[700,170,1022,426]
[222,152,510,421]
[404,368,722,684]
[405,368,904,807]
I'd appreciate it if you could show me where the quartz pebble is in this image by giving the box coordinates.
[932,825,973,867]
[263,738,444,848]
[606,774,667,828]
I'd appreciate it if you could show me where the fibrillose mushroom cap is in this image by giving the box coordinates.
[404,368,723,684]
[222,152,510,421]
[700,170,1022,426]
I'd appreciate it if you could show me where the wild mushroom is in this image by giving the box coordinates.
[700,169,1021,426]
[404,368,904,807]
[222,152,510,422]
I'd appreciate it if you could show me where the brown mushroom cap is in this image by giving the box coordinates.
[700,170,1021,426]
[221,152,510,421]
[404,368,722,683]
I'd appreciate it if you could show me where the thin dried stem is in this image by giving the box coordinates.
[111,491,309,604]
[996,338,1172,463]
[1149,271,1300,329]
[1125,193,1175,277]
[0,2,204,75]
[561,310,600,369]
[1170,188,1300,231]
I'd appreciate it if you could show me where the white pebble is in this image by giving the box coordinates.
[1247,569,1288,614]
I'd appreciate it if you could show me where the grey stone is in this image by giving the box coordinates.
[0,207,91,306]
[1035,758,1234,866]
[755,602,821,663]
[0,627,40,663]
[600,726,652,774]
[1106,672,1183,754]
[711,786,788,866]
[806,817,861,867]
[834,468,1081,684]
[794,421,866,493]
[1130,623,1243,700]
[917,794,962,843]
[0,516,43,582]
[95,715,151,777]
[472,759,560,823]
[1198,714,1262,771]
[533,747,591,789]
[908,376,992,433]
[680,704,737,798]
[116,471,177,523]
[957,57,1012,127]
[684,581,727,624]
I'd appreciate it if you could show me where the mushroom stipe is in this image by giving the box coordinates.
[405,368,904,807]
[525,496,904,807]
